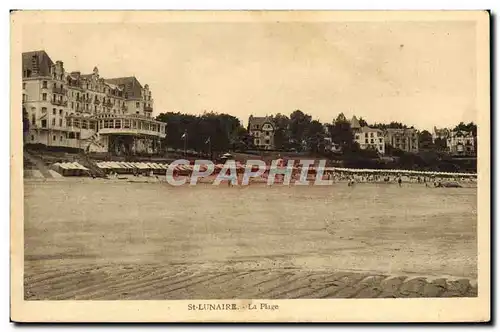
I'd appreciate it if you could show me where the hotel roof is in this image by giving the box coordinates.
[22,50,54,77]
[248,115,274,128]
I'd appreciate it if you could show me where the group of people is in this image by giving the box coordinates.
[336,172,475,188]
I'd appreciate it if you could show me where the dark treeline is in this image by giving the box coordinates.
[454,122,477,135]
[155,111,248,154]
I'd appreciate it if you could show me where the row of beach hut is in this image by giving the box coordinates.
[50,160,477,178]
[52,162,89,176]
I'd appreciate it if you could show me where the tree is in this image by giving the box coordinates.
[454,122,477,135]
[358,117,368,127]
[305,120,325,153]
[289,110,312,151]
[270,113,290,150]
[328,113,355,153]
[418,130,434,150]
[371,121,408,130]
[155,111,245,155]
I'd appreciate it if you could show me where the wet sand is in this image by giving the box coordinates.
[23,180,477,299]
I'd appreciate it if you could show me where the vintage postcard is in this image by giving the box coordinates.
[10,10,490,322]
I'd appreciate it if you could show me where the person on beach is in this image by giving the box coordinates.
[398,177,402,187]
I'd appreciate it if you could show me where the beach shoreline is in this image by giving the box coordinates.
[23,179,477,299]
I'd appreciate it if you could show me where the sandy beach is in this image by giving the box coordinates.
[23,179,477,299]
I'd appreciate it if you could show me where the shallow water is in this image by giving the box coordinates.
[24,180,477,279]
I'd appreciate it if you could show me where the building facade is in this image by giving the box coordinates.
[248,116,275,150]
[447,130,476,156]
[351,116,385,155]
[432,126,476,155]
[22,50,166,155]
[384,128,419,153]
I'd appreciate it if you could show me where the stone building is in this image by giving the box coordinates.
[447,130,475,156]
[384,128,419,153]
[247,115,275,150]
[22,50,166,155]
[351,116,385,155]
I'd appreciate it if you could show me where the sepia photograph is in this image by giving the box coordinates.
[10,10,490,322]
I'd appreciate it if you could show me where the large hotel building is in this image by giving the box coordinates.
[22,50,167,155]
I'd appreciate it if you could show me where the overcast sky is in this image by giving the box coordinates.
[22,20,477,131]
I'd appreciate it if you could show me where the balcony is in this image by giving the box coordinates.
[94,99,100,105]
[51,99,68,106]
[52,86,67,95]
[104,101,113,108]
[98,127,166,138]
[144,106,153,112]
[121,105,128,111]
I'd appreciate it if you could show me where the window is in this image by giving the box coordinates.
[23,83,26,89]
[60,136,63,142]
[31,114,35,125]
[255,139,260,145]
[52,135,56,141]
[31,135,34,141]
[59,119,62,127]
[370,139,374,144]
[59,109,63,116]
[355,134,360,140]
[71,102,74,109]
[136,102,140,108]
[52,118,55,126]
[265,139,270,145]
[42,93,47,101]
[124,119,130,128]
[66,119,72,127]
[370,133,374,137]
[115,120,121,129]
[76,132,80,140]
[82,120,88,129]
[42,81,47,88]
[41,107,47,113]
[41,119,47,128]
[379,138,383,143]
[365,138,368,143]
[68,132,75,139]
[52,108,56,115]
